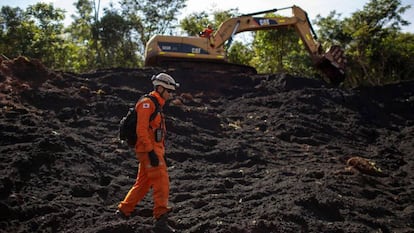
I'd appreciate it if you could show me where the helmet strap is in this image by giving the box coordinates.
[156,86,167,99]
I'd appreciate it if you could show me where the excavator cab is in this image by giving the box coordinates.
[144,5,347,85]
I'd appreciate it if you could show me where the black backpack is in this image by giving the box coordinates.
[119,94,161,147]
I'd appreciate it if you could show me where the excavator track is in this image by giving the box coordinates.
[156,59,258,75]
[144,6,347,85]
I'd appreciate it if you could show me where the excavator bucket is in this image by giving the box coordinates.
[315,45,347,85]
[144,6,348,86]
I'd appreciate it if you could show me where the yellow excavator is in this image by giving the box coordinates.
[144,5,346,85]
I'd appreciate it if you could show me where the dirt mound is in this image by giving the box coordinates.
[0,58,413,232]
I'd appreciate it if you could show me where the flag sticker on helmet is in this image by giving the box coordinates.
[143,103,150,108]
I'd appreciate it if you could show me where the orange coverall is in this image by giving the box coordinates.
[201,27,214,38]
[118,91,170,219]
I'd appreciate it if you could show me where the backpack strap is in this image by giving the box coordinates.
[142,94,161,122]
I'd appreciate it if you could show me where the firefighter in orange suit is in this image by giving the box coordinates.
[200,24,214,38]
[117,73,179,232]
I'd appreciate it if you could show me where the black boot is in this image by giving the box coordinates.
[115,209,130,220]
[153,213,176,233]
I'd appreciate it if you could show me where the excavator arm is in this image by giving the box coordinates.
[144,5,346,85]
[211,5,346,84]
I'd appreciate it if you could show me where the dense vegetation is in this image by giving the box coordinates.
[1,0,413,86]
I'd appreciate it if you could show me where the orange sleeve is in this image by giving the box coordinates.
[135,98,155,152]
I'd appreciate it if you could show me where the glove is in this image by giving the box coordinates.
[148,150,159,167]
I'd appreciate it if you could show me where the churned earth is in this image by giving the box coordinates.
[0,57,413,233]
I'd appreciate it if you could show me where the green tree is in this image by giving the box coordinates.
[227,41,253,65]
[180,8,238,36]
[0,6,34,57]
[179,9,317,76]
[376,31,414,83]
[312,11,351,46]
[98,9,141,68]
[180,11,210,36]
[0,4,67,69]
[120,0,187,52]
[315,0,412,86]
[66,0,95,71]
[25,3,66,69]
[249,13,316,76]
[180,8,253,67]
[67,0,142,71]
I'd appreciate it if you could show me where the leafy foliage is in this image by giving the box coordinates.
[227,41,253,66]
[180,11,211,36]
[0,0,413,86]
[120,0,186,47]
[0,3,66,69]
[0,0,185,72]
[180,8,238,36]
[250,24,317,76]
[315,0,412,86]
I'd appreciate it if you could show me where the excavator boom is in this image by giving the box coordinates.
[144,6,346,85]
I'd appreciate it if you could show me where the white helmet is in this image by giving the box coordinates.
[151,73,180,90]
